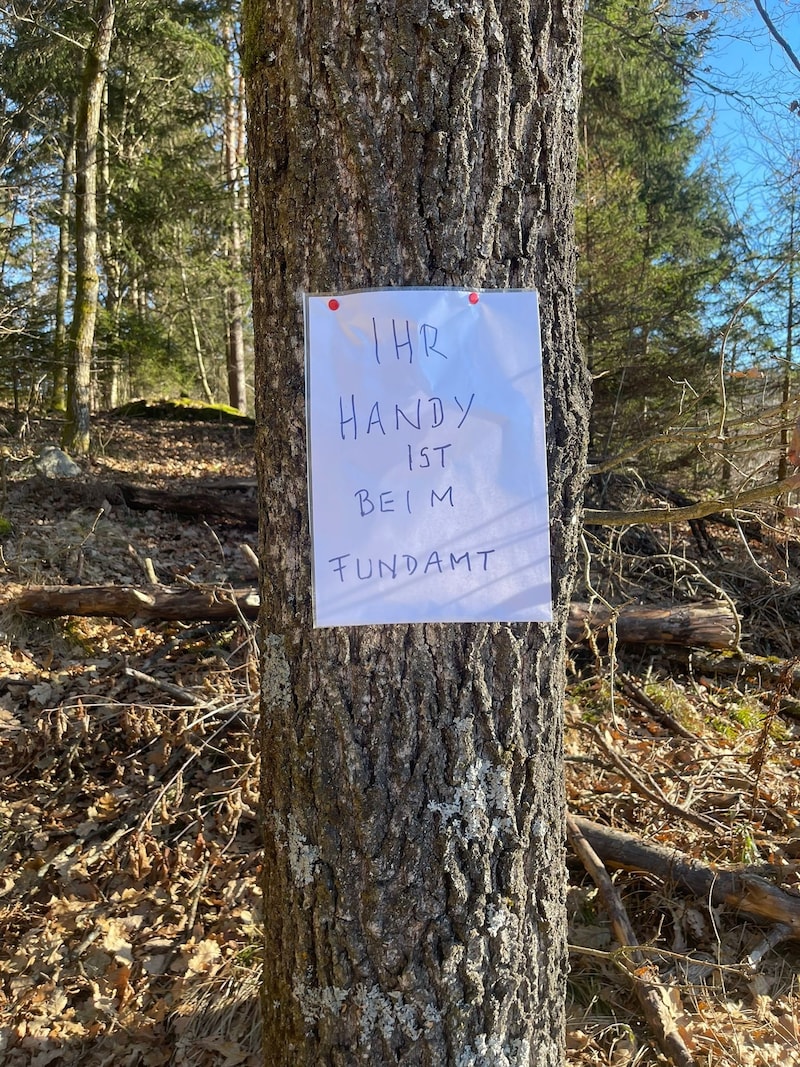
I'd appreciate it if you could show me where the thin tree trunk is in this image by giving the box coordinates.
[778,199,795,485]
[222,17,248,414]
[52,103,77,413]
[245,2,589,1064]
[179,256,215,404]
[63,0,116,453]
[99,78,123,410]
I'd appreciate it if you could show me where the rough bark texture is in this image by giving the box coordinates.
[244,2,588,1064]
[63,0,115,454]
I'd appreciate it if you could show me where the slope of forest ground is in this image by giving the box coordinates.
[0,411,798,1066]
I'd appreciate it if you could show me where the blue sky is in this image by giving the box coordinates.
[692,1,800,241]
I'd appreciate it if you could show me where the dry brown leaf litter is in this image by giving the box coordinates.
[0,412,798,1065]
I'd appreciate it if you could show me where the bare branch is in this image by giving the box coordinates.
[752,0,800,78]
[584,472,800,526]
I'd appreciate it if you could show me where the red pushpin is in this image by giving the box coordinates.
[328,298,340,311]
[468,291,479,304]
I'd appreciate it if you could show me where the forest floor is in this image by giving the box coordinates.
[0,410,798,1066]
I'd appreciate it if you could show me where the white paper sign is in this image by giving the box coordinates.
[304,288,552,626]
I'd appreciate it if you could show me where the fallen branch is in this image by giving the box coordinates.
[616,671,699,741]
[122,666,199,707]
[14,584,260,622]
[566,814,698,1067]
[584,473,800,527]
[13,586,742,652]
[570,815,800,939]
[568,600,740,650]
[672,649,800,692]
[117,482,257,525]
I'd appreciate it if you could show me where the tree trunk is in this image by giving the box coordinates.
[179,251,215,404]
[222,17,248,414]
[244,3,588,1064]
[99,78,123,410]
[51,103,77,413]
[63,0,116,453]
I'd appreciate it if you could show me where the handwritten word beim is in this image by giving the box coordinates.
[372,318,446,364]
[338,393,475,441]
[354,485,454,517]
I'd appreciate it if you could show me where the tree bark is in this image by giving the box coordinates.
[51,103,77,413]
[62,0,116,454]
[222,16,248,414]
[244,3,588,1064]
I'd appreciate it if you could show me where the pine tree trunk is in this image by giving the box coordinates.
[244,3,588,1064]
[63,0,115,453]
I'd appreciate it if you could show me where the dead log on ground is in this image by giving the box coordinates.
[14,584,260,622]
[12,587,742,653]
[568,600,741,650]
[571,815,800,939]
[117,483,257,525]
[567,815,697,1067]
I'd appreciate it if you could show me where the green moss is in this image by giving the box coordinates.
[729,700,765,730]
[0,516,12,538]
[707,715,737,741]
[240,0,270,80]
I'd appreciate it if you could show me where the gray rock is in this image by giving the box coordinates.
[35,445,81,478]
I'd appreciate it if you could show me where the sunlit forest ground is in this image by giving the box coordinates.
[0,411,798,1065]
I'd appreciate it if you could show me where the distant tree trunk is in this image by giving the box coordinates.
[99,78,123,410]
[222,17,248,414]
[245,2,588,1064]
[51,104,77,413]
[63,0,115,453]
[178,249,215,404]
[779,198,796,485]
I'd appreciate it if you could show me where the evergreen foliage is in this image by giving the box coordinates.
[0,0,788,471]
[0,0,250,425]
[579,0,738,464]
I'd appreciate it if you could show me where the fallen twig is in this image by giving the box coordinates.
[616,671,700,741]
[579,723,724,834]
[122,666,199,707]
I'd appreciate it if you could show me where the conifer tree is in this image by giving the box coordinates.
[579,0,735,461]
